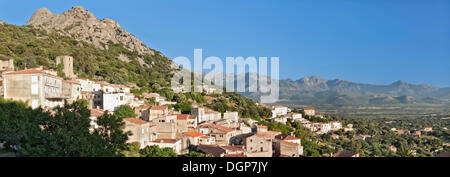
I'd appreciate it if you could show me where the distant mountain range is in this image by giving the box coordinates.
[239,75,450,106]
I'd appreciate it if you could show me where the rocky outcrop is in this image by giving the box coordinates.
[0,20,5,25]
[27,6,154,55]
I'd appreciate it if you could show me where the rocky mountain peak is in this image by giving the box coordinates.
[26,6,154,55]
[296,76,329,90]
[63,6,96,20]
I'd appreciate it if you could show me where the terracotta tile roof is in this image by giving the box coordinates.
[3,68,43,75]
[90,109,104,118]
[184,131,204,137]
[275,134,299,141]
[197,145,226,157]
[150,105,168,110]
[3,68,61,79]
[303,107,315,110]
[198,123,233,133]
[135,105,151,110]
[151,139,179,144]
[254,131,281,139]
[280,140,299,146]
[176,114,189,120]
[123,118,149,125]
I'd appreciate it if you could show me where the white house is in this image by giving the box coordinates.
[271,106,288,118]
[147,139,182,154]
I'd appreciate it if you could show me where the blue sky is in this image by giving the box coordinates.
[1,0,449,87]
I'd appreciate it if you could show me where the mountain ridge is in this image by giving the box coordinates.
[237,75,450,106]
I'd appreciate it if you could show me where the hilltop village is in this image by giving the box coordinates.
[1,57,446,157]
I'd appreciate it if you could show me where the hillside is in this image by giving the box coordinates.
[0,6,271,120]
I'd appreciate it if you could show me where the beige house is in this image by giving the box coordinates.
[243,125,282,157]
[183,131,204,148]
[123,118,154,149]
[3,67,64,109]
[199,136,215,145]
[197,122,236,146]
[150,120,177,139]
[274,134,303,157]
[244,133,273,157]
[176,114,192,133]
[62,80,81,104]
[148,105,169,121]
[134,105,151,120]
[423,127,433,132]
[187,115,197,131]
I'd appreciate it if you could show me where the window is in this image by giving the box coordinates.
[260,147,263,152]
[31,84,38,95]
[142,129,144,135]
[31,76,38,83]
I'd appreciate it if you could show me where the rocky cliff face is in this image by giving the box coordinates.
[26,6,154,55]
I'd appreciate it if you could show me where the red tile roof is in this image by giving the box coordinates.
[90,109,104,118]
[150,106,168,110]
[198,123,233,133]
[135,105,151,110]
[184,131,204,137]
[3,68,62,79]
[280,140,300,146]
[197,145,226,157]
[151,139,179,144]
[123,118,149,125]
[176,114,189,120]
[275,134,299,141]
[303,107,315,110]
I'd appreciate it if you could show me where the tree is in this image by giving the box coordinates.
[139,145,177,157]
[0,99,130,157]
[182,150,214,157]
[114,105,136,119]
[152,83,161,91]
